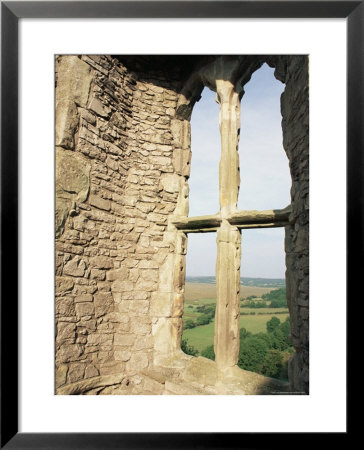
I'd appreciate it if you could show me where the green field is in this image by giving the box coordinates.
[183,313,289,352]
[182,282,289,353]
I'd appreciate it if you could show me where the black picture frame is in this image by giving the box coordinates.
[1,1,357,448]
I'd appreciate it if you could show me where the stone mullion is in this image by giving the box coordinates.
[214,81,242,368]
[215,224,241,368]
[171,206,291,232]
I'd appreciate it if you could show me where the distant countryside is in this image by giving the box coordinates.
[182,277,292,381]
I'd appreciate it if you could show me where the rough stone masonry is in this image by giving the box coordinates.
[55,55,309,395]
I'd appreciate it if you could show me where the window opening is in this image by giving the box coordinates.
[239,228,291,381]
[238,63,290,210]
[181,233,217,358]
[189,87,220,216]
[241,228,286,280]
[173,60,291,382]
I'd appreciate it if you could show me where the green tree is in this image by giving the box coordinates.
[239,327,252,341]
[266,316,281,333]
[238,336,269,373]
[201,345,215,361]
[271,318,291,350]
[262,287,287,308]
[261,350,284,378]
[183,319,196,330]
[196,314,210,326]
[279,317,291,342]
[181,338,198,356]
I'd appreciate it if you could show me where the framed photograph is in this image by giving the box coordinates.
[1,1,356,447]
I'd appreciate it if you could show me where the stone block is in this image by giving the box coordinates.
[55,100,79,148]
[84,364,99,379]
[183,357,218,386]
[152,318,181,354]
[134,336,154,350]
[99,361,124,376]
[126,353,149,373]
[160,173,181,194]
[135,279,157,292]
[55,277,74,296]
[68,362,86,383]
[94,292,114,318]
[57,344,83,363]
[139,260,159,269]
[170,119,190,149]
[150,292,173,317]
[106,267,129,281]
[111,280,134,292]
[56,297,75,317]
[129,300,149,314]
[114,334,135,346]
[55,364,68,389]
[157,253,174,292]
[57,55,92,108]
[89,195,111,211]
[172,293,184,318]
[57,323,76,341]
[140,269,158,282]
[63,256,87,277]
[115,350,131,362]
[74,293,93,303]
[89,256,114,269]
[130,320,151,336]
[90,269,106,281]
[88,97,111,118]
[75,302,95,318]
[143,376,164,394]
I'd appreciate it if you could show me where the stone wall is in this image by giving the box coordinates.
[270,56,309,394]
[55,55,308,395]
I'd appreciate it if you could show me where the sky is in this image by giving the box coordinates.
[186,63,290,278]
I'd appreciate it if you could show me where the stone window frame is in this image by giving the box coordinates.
[151,56,307,391]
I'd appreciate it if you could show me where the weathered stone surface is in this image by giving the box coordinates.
[85,364,99,379]
[88,97,111,118]
[115,350,131,362]
[89,195,111,211]
[75,302,95,318]
[106,267,129,281]
[56,297,75,317]
[56,55,92,108]
[143,376,165,394]
[57,323,76,341]
[94,292,114,318]
[160,173,180,194]
[183,357,219,386]
[56,374,125,395]
[57,344,83,363]
[55,55,307,396]
[55,277,74,295]
[126,353,149,373]
[55,100,79,149]
[55,364,68,388]
[56,56,92,148]
[68,362,86,383]
[215,224,241,368]
[150,292,173,317]
[114,333,135,346]
[152,318,181,354]
[55,148,91,237]
[111,280,134,292]
[74,293,93,303]
[89,256,114,269]
[63,256,87,277]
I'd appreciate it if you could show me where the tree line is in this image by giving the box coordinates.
[182,316,293,381]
